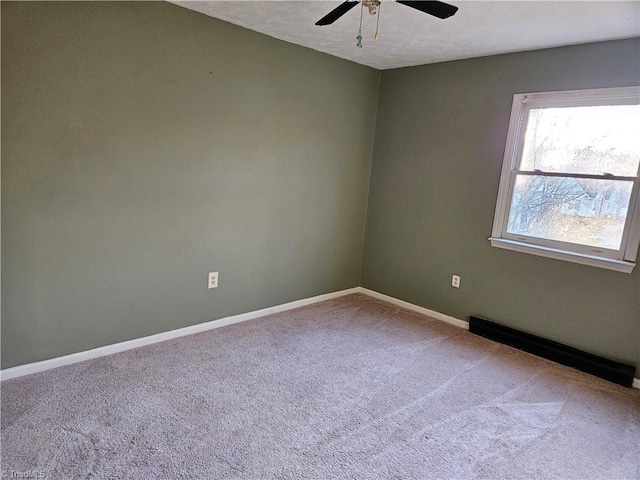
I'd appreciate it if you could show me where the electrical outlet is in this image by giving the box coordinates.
[208,272,218,289]
[451,274,460,288]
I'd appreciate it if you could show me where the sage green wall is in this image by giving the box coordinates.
[1,2,378,368]
[362,39,640,368]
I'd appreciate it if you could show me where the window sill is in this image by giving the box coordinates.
[488,237,636,273]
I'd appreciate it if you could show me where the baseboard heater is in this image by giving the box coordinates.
[469,316,636,387]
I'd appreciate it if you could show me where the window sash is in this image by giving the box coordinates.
[501,172,638,260]
[511,93,640,176]
[512,171,637,181]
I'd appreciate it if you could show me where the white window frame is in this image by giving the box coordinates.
[489,86,640,273]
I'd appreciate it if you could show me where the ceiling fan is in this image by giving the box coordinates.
[315,0,459,27]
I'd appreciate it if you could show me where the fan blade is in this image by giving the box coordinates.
[396,1,458,19]
[316,1,360,26]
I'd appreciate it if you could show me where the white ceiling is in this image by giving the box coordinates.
[171,1,640,70]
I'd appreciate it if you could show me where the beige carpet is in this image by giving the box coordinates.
[2,293,639,479]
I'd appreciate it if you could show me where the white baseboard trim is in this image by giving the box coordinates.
[0,287,361,382]
[3,286,638,389]
[357,287,469,330]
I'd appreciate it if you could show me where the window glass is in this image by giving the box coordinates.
[519,105,640,176]
[506,175,634,250]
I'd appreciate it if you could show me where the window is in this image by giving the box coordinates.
[490,86,640,273]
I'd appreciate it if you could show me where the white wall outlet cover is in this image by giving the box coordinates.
[208,272,218,289]
[451,275,461,288]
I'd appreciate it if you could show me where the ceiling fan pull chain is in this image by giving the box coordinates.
[356,0,364,47]
[374,1,381,39]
